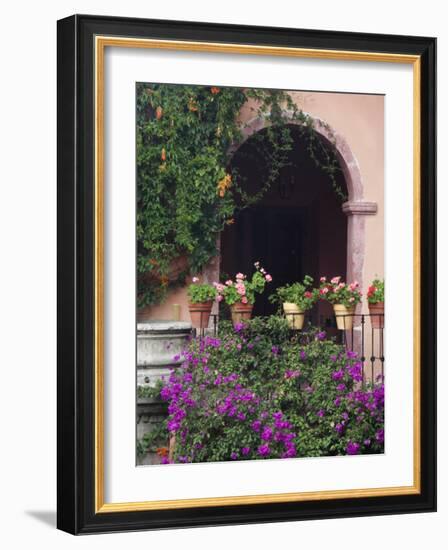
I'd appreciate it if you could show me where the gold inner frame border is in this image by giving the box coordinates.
[94,35,421,513]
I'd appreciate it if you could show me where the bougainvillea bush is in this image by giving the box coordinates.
[155,316,384,464]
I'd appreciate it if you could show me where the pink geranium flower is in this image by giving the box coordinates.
[236,283,246,295]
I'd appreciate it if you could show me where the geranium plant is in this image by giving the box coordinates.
[269,275,317,310]
[187,277,217,303]
[367,279,385,304]
[215,262,272,306]
[318,276,362,307]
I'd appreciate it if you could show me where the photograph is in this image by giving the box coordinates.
[135,82,385,466]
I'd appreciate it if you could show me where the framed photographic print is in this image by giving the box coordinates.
[57,14,436,534]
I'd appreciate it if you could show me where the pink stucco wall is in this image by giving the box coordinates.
[288,91,384,315]
[138,90,384,322]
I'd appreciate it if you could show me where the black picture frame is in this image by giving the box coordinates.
[57,14,436,534]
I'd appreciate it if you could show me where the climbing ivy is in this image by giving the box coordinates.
[136,83,344,307]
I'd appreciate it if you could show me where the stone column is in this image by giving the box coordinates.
[342,200,377,289]
[342,201,377,363]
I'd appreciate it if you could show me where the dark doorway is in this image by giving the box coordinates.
[221,206,305,316]
[220,124,348,324]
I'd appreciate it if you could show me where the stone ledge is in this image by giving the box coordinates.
[342,201,378,215]
[137,398,167,417]
[137,320,192,334]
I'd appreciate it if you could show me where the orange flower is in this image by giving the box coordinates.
[155,106,163,120]
[161,147,166,161]
[217,173,232,197]
[188,98,198,112]
[156,447,169,457]
[210,86,220,95]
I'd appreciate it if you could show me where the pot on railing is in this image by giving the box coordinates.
[230,301,253,325]
[188,301,213,329]
[283,302,305,330]
[333,304,355,330]
[368,302,384,329]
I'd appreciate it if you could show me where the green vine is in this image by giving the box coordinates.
[136,83,345,307]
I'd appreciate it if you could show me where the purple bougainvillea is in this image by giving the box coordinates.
[152,318,384,464]
[346,441,361,455]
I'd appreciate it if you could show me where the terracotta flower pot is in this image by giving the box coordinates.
[188,301,213,329]
[369,302,384,329]
[333,304,355,330]
[283,302,305,330]
[230,301,253,325]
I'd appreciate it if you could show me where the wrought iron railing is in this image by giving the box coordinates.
[191,312,384,384]
[337,313,384,383]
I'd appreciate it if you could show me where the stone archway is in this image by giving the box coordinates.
[229,112,378,302]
